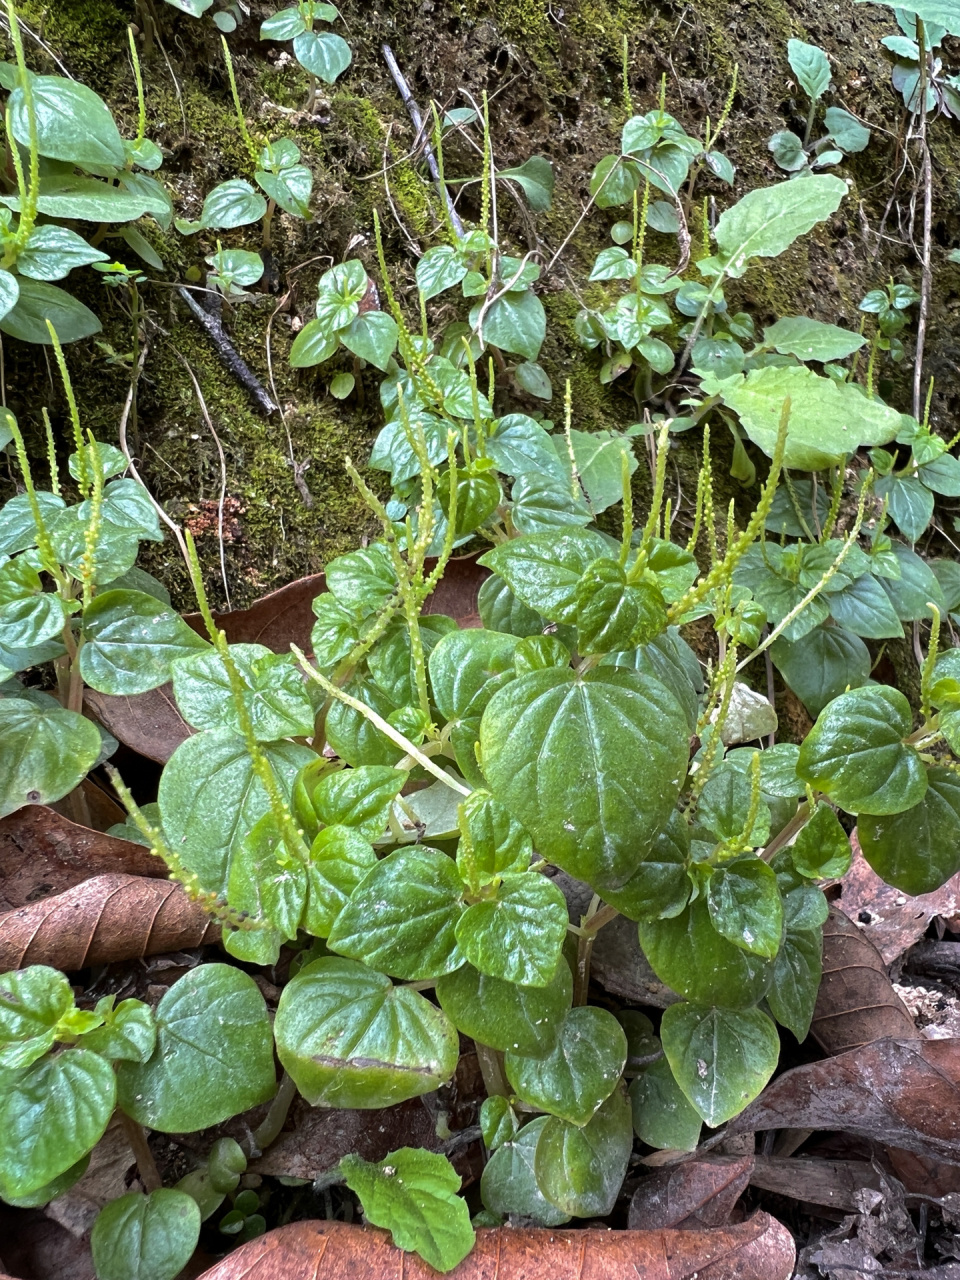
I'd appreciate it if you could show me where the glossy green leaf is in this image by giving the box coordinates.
[480,1095,519,1151]
[0,1049,115,1198]
[0,966,73,1073]
[790,802,852,879]
[171,643,315,740]
[0,698,101,818]
[199,180,267,231]
[477,574,545,638]
[510,471,592,534]
[310,765,406,840]
[80,999,155,1064]
[701,365,901,470]
[696,766,771,848]
[416,246,467,300]
[661,1002,780,1126]
[629,1051,702,1151]
[303,824,378,937]
[455,790,532,888]
[290,318,339,367]
[597,809,692,923]
[480,667,689,889]
[434,959,571,1055]
[796,684,927,815]
[292,29,352,82]
[505,1006,627,1126]
[0,278,100,344]
[479,530,611,624]
[340,312,399,371]
[116,964,275,1132]
[707,857,782,958]
[79,590,207,695]
[771,624,871,718]
[638,895,773,1008]
[767,927,822,1041]
[17,226,108,281]
[429,629,520,724]
[565,428,639,514]
[225,814,307,945]
[341,1148,473,1274]
[49,506,138,583]
[498,156,555,210]
[455,872,567,987]
[256,164,313,218]
[858,767,960,894]
[0,270,18,321]
[10,77,125,168]
[879,544,945,621]
[828,574,904,639]
[877,475,934,543]
[0,493,65,557]
[326,541,396,614]
[157,729,313,895]
[480,1117,570,1225]
[485,415,567,481]
[91,1189,201,1280]
[327,846,464,979]
[575,558,667,654]
[274,957,459,1107]
[533,1087,633,1217]
[824,106,870,152]
[471,289,546,360]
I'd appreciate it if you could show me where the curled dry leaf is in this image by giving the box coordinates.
[0,804,165,912]
[628,1156,754,1230]
[811,907,917,1055]
[195,1214,795,1280]
[841,833,960,964]
[84,683,191,765]
[727,1037,960,1165]
[0,873,218,971]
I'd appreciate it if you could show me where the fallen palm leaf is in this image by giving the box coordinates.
[84,684,191,765]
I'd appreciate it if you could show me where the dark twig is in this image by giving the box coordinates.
[176,286,277,417]
[913,20,933,421]
[381,43,465,239]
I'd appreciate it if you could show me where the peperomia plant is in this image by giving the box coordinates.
[0,8,170,343]
[767,39,871,175]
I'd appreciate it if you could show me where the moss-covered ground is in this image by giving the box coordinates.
[3,0,960,615]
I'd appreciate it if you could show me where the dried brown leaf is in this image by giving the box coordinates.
[250,1097,469,1182]
[840,833,960,964]
[0,873,218,971]
[727,1037,960,1165]
[811,907,917,1055]
[424,556,487,628]
[0,805,165,912]
[196,1214,795,1280]
[184,573,325,652]
[85,683,191,764]
[748,1156,882,1212]
[51,777,127,832]
[628,1156,754,1230]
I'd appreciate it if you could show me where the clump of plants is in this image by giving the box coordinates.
[5,0,960,1274]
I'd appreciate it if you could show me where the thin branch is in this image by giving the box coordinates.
[382,44,465,238]
[176,286,277,416]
